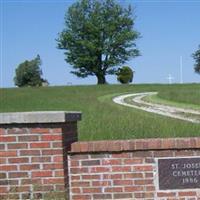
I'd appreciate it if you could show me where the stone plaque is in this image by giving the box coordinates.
[158,157,200,190]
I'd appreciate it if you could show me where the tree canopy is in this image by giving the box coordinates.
[14,55,44,87]
[117,66,134,84]
[192,45,200,74]
[57,0,140,84]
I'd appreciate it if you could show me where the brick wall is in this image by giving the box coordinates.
[1,111,200,200]
[0,111,81,200]
[69,138,200,200]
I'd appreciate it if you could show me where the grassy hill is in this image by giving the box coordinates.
[0,83,200,140]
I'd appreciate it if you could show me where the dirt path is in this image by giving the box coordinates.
[113,92,200,124]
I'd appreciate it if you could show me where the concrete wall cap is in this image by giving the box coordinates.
[0,111,82,124]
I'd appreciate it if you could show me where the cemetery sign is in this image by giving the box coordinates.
[158,157,200,190]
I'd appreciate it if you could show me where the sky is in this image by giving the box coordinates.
[1,0,200,88]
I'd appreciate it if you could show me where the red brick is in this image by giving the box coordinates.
[124,186,143,192]
[30,142,50,148]
[20,164,40,170]
[8,143,28,149]
[136,140,148,149]
[102,159,121,165]
[179,191,196,196]
[92,181,111,187]
[41,135,62,141]
[7,128,28,135]
[112,153,131,158]
[114,180,133,186]
[132,151,152,157]
[161,138,176,149]
[42,149,63,155]
[21,179,42,185]
[124,158,143,164]
[8,157,29,163]
[105,141,123,151]
[104,187,123,193]
[53,156,63,162]
[0,165,17,171]
[147,139,161,149]
[71,167,88,174]
[52,128,62,133]
[71,176,80,181]
[90,167,110,173]
[0,186,8,193]
[145,158,155,163]
[133,165,153,171]
[70,154,89,160]
[31,156,51,162]
[32,171,52,177]
[93,194,112,199]
[145,172,154,178]
[31,128,50,134]
[103,174,122,179]
[82,188,101,193]
[43,163,63,170]
[153,150,173,157]
[72,195,91,200]
[157,192,176,197]
[0,136,16,142]
[0,173,6,179]
[134,193,145,198]
[90,154,109,159]
[82,175,100,180]
[134,179,153,185]
[0,158,6,163]
[124,173,143,179]
[5,179,18,185]
[20,150,40,156]
[146,185,155,191]
[114,193,132,199]
[9,172,28,178]
[43,178,64,184]
[18,135,39,141]
[71,182,90,187]
[112,166,131,172]
[0,180,8,185]
[176,138,191,148]
[0,128,5,135]
[52,142,62,148]
[55,170,64,177]
[174,150,194,157]
[72,188,81,193]
[3,194,20,199]
[82,160,100,166]
[79,142,90,152]
[70,160,79,167]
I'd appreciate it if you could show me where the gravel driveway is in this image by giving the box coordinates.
[113,92,200,124]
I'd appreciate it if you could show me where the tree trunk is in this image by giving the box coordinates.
[96,73,106,84]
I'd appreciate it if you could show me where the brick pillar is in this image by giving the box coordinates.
[0,111,81,200]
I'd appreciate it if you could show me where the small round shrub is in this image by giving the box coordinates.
[117,66,134,84]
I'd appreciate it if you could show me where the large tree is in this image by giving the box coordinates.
[192,45,200,74]
[57,0,140,84]
[14,55,44,87]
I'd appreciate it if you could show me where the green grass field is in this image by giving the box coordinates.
[0,83,200,140]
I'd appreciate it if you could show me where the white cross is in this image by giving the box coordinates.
[166,74,174,84]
